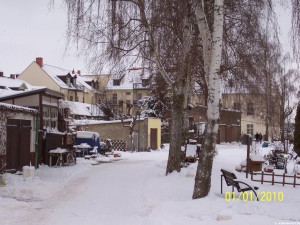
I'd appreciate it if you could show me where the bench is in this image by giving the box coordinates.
[220,169,259,201]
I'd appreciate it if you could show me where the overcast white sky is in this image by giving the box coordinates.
[0,0,86,76]
[0,1,294,77]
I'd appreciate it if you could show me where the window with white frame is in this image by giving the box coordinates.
[112,93,118,105]
[247,102,254,115]
[247,124,254,135]
[43,107,58,129]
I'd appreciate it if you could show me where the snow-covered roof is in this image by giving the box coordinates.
[71,118,144,126]
[76,131,100,139]
[0,87,21,97]
[59,99,104,117]
[0,102,38,114]
[0,87,62,101]
[41,64,71,88]
[0,76,46,98]
[106,68,153,90]
[0,76,33,89]
[41,64,94,92]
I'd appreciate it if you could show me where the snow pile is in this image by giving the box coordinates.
[250,154,265,162]
[76,131,99,139]
[49,148,68,154]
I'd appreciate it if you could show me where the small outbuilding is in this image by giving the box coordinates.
[72,117,161,151]
[0,103,38,173]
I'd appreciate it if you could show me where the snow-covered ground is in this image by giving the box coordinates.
[1,143,300,225]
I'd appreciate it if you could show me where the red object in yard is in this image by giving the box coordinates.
[114,153,120,158]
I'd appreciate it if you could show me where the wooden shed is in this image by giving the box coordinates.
[0,103,38,173]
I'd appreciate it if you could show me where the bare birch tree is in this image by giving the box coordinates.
[58,0,281,199]
[191,0,279,198]
[191,0,224,199]
[291,0,300,61]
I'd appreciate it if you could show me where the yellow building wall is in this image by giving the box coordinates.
[147,117,161,148]
[84,89,94,104]
[18,62,60,92]
[19,62,94,104]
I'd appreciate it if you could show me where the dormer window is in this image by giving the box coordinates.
[66,77,70,85]
[73,77,77,85]
[142,78,149,87]
[113,79,120,86]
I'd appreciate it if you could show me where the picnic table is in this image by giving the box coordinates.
[49,148,70,167]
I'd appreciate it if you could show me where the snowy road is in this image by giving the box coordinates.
[5,159,164,225]
[2,144,300,225]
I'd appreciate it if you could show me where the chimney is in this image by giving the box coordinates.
[36,57,43,67]
[0,71,3,77]
[77,70,81,75]
[10,74,17,79]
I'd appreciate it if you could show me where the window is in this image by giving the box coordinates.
[113,79,120,86]
[142,79,149,87]
[51,121,57,129]
[66,77,70,86]
[69,96,73,101]
[233,103,241,110]
[50,108,58,118]
[126,100,131,106]
[126,92,131,96]
[43,107,49,118]
[50,108,58,129]
[43,107,50,128]
[247,103,254,115]
[247,124,254,135]
[189,117,194,130]
[137,93,142,100]
[112,93,118,105]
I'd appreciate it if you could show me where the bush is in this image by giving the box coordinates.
[293,104,300,156]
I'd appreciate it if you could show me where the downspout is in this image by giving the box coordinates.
[35,116,40,169]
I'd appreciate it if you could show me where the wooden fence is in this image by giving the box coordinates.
[251,171,300,187]
[101,139,127,151]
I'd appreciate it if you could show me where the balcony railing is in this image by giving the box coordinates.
[133,83,152,89]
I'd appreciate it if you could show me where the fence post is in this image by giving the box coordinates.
[246,136,251,179]
[261,171,264,184]
[272,172,274,185]
[283,173,285,186]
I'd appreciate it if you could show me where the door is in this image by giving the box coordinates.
[150,128,157,150]
[6,119,31,171]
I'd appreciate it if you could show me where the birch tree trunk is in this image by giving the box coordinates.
[192,0,224,199]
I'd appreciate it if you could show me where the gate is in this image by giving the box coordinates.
[6,119,31,171]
